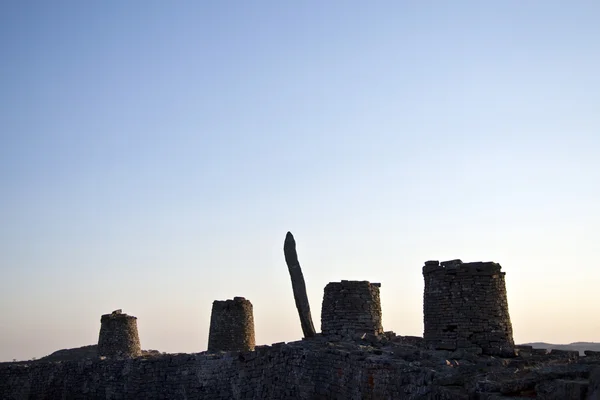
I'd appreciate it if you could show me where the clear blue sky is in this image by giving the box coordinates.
[1,1,599,361]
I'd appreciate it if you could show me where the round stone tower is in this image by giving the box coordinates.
[97,309,141,357]
[207,297,255,352]
[423,260,515,356]
[321,280,383,338]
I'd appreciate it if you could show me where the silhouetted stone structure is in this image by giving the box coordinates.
[321,280,383,338]
[208,297,255,352]
[97,310,141,358]
[423,259,515,356]
[3,334,600,399]
[4,254,600,399]
[283,232,316,338]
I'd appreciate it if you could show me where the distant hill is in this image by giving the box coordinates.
[521,342,600,355]
[39,345,99,362]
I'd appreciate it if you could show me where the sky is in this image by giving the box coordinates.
[0,0,599,361]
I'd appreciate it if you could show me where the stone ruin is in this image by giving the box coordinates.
[3,233,599,399]
[95,259,515,358]
[207,297,256,352]
[423,259,515,356]
[97,309,141,358]
[321,280,383,338]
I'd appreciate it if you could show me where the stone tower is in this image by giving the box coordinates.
[321,280,383,338]
[97,310,142,357]
[423,260,515,356]
[207,297,255,352]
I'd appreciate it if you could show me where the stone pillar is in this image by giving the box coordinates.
[283,231,316,338]
[97,309,141,357]
[207,297,255,352]
[423,259,515,356]
[321,281,383,338]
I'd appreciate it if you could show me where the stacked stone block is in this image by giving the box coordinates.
[2,338,598,399]
[97,310,141,358]
[321,280,383,338]
[423,259,515,356]
[208,297,255,352]
[0,340,488,399]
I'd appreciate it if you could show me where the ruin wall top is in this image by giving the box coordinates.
[100,310,137,323]
[423,259,503,276]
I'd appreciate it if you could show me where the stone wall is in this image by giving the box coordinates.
[208,297,255,352]
[321,281,383,338]
[0,339,460,400]
[423,259,514,356]
[3,336,599,400]
[97,310,141,358]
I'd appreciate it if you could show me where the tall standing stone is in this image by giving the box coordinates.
[283,232,316,338]
[97,310,142,358]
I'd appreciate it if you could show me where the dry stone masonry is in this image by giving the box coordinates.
[423,259,515,356]
[4,244,598,399]
[3,335,599,399]
[208,297,255,352]
[321,280,383,338]
[97,310,141,358]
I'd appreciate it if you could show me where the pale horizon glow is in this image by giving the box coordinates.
[1,1,599,361]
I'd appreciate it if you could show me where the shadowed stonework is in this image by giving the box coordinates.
[321,280,383,338]
[97,310,141,358]
[423,259,515,356]
[208,297,255,352]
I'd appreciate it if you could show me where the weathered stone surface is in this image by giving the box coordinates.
[2,337,599,399]
[588,367,600,400]
[321,280,383,338]
[536,379,589,399]
[97,310,141,358]
[423,260,514,356]
[549,349,580,360]
[208,297,255,352]
[284,232,316,338]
